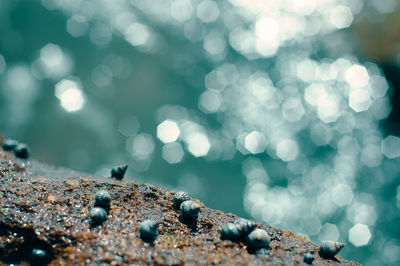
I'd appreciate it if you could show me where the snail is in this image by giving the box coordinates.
[221,219,257,242]
[2,139,18,151]
[221,223,243,241]
[319,240,345,259]
[180,200,200,221]
[94,190,111,211]
[14,143,30,159]
[89,207,107,226]
[139,220,159,244]
[234,218,256,236]
[111,164,128,180]
[303,252,314,264]
[173,191,190,209]
[246,229,270,250]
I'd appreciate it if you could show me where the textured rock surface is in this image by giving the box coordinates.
[0,140,360,265]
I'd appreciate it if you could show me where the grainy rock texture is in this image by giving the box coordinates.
[0,140,360,265]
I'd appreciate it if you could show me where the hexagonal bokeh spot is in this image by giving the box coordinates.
[381,135,400,159]
[66,15,88,37]
[186,132,210,157]
[276,139,298,161]
[118,116,140,137]
[129,133,155,160]
[329,5,353,29]
[55,78,85,112]
[162,142,184,164]
[157,120,180,143]
[198,89,222,113]
[349,89,372,112]
[318,223,340,242]
[345,64,369,88]
[349,223,371,247]
[244,131,267,154]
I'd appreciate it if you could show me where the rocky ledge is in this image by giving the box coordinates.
[0,138,360,265]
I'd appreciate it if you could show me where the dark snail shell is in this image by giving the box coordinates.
[221,219,257,242]
[246,229,270,250]
[303,252,314,264]
[319,240,345,259]
[173,191,190,209]
[139,220,159,244]
[180,200,200,221]
[94,190,111,211]
[111,164,128,180]
[2,139,18,151]
[221,223,242,241]
[14,143,30,159]
[89,207,107,226]
[234,218,256,236]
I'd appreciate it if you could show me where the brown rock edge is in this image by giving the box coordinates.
[0,145,361,265]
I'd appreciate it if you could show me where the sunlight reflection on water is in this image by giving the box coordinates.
[0,0,399,264]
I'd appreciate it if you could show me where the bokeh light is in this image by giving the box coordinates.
[349,224,371,247]
[55,78,85,112]
[1,0,400,264]
[157,120,180,143]
[162,142,184,164]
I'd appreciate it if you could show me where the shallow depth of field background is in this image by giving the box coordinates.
[1,0,400,264]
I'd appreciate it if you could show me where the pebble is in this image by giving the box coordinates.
[31,248,47,264]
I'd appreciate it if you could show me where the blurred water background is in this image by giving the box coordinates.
[1,0,400,264]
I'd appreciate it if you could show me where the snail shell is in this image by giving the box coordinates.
[221,223,242,241]
[14,143,29,159]
[94,190,111,211]
[319,240,345,259]
[173,191,190,209]
[303,252,314,264]
[221,219,257,242]
[111,164,128,180]
[234,218,256,236]
[180,200,200,220]
[139,220,159,244]
[246,229,270,250]
[2,139,18,151]
[89,207,107,226]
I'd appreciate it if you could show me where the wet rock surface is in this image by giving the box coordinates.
[0,144,360,265]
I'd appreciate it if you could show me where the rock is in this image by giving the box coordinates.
[0,143,360,265]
